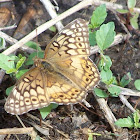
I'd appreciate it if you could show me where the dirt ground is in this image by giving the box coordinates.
[0,0,140,140]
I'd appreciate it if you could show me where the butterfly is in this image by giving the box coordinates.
[4,18,100,115]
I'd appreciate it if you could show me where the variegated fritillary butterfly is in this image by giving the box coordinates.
[4,18,100,115]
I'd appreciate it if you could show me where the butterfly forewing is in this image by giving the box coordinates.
[5,18,100,115]
[44,18,90,60]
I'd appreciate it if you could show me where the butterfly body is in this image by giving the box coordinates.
[5,18,100,115]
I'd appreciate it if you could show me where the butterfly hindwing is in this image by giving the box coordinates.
[5,67,50,115]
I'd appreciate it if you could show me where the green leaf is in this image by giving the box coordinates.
[101,69,113,84]
[25,41,42,51]
[112,76,118,85]
[18,54,23,59]
[35,135,41,140]
[89,31,96,46]
[96,22,116,51]
[49,26,57,32]
[104,56,112,70]
[16,69,29,79]
[138,123,140,128]
[0,53,15,72]
[88,133,93,140]
[130,13,139,29]
[116,9,129,14]
[88,24,93,29]
[39,103,58,119]
[99,55,112,71]
[133,110,140,128]
[9,55,19,63]
[98,57,104,71]
[6,68,17,74]
[120,72,131,87]
[16,56,26,70]
[108,86,121,97]
[94,88,108,98]
[25,51,44,66]
[0,37,6,50]
[134,79,140,91]
[115,116,134,128]
[91,4,107,28]
[128,0,136,9]
[6,86,14,96]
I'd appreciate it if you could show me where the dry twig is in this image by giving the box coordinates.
[93,93,120,132]
[40,0,64,31]
[0,127,34,135]
[26,113,69,138]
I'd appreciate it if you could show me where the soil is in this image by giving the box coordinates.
[0,0,140,140]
